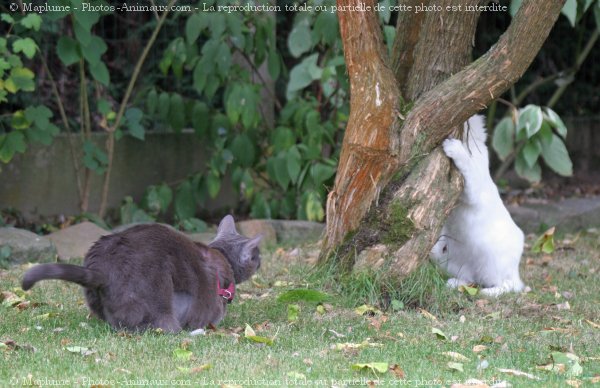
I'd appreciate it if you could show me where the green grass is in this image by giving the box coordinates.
[1,232,600,387]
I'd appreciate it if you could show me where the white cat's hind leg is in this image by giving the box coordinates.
[480,278,525,297]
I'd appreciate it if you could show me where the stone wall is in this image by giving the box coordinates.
[0,132,236,219]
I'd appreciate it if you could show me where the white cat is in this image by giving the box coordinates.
[430,115,525,296]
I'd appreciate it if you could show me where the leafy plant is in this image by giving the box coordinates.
[0,13,59,166]
[492,105,573,182]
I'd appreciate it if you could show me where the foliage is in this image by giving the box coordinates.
[491,105,573,182]
[490,0,600,181]
[0,13,59,166]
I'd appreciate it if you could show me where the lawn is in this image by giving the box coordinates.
[1,230,599,387]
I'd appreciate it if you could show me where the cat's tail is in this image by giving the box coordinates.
[22,263,107,290]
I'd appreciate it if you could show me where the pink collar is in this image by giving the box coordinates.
[217,273,235,303]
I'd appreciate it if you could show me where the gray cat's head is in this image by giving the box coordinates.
[208,215,262,284]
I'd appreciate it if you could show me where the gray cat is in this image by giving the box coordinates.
[22,215,261,333]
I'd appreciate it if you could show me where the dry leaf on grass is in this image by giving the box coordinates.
[497,368,541,380]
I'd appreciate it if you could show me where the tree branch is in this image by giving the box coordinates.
[398,0,566,165]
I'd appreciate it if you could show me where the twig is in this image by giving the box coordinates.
[39,54,84,202]
[98,0,178,217]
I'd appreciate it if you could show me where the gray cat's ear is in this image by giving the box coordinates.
[241,235,262,262]
[216,215,237,238]
[246,235,262,249]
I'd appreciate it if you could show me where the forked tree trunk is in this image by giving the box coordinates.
[320,0,566,280]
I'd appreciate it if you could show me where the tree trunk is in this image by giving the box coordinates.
[320,0,566,281]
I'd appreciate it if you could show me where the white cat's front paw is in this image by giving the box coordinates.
[442,138,465,159]
[446,278,468,289]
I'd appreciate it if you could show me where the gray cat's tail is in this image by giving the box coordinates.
[22,264,106,290]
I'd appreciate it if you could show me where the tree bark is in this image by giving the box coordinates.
[320,0,566,279]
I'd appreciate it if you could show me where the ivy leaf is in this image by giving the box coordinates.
[12,38,37,59]
[81,36,107,66]
[9,67,35,92]
[288,19,312,58]
[88,60,110,86]
[0,132,27,163]
[156,183,173,213]
[24,105,53,130]
[351,362,389,374]
[1,14,15,24]
[20,14,42,31]
[56,37,81,66]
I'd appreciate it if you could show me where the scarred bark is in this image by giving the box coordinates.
[321,0,566,279]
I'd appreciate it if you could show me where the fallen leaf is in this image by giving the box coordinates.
[532,227,555,254]
[351,362,389,374]
[419,308,438,321]
[189,364,212,373]
[1,291,24,307]
[316,305,326,315]
[368,314,388,331]
[286,371,306,380]
[389,364,405,378]
[447,362,464,372]
[273,280,293,287]
[328,329,345,338]
[556,301,571,311]
[172,348,193,361]
[473,345,487,353]
[244,324,273,345]
[442,351,470,361]
[451,379,489,388]
[355,304,381,316]
[497,368,541,380]
[458,284,479,296]
[432,327,448,341]
[334,340,383,351]
[65,346,96,356]
[35,312,59,320]
[565,380,582,387]
[585,319,600,329]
